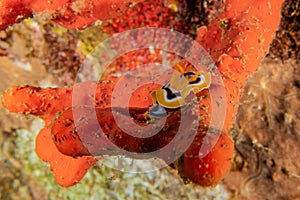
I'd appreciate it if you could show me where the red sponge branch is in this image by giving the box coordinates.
[196,0,284,130]
[0,0,145,30]
[180,0,284,185]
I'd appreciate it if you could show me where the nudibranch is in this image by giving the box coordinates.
[148,64,211,117]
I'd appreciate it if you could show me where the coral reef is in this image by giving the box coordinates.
[225,59,300,199]
[0,1,292,197]
[268,0,300,61]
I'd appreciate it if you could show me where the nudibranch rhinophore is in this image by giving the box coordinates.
[148,64,211,117]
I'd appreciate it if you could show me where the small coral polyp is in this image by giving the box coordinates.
[1,0,284,187]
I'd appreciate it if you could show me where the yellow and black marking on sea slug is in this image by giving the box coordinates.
[147,64,211,117]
